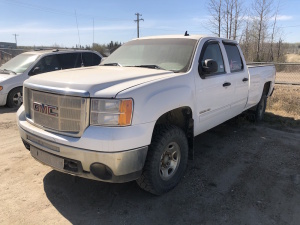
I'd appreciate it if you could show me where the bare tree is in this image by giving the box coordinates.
[252,0,273,61]
[208,0,223,37]
[233,0,243,40]
[268,1,280,61]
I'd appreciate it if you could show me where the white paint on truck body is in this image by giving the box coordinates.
[17,35,276,182]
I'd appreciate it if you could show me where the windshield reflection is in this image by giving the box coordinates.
[0,54,39,74]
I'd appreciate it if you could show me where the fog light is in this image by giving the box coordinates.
[90,163,112,180]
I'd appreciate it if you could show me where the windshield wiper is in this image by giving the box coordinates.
[102,63,122,67]
[0,69,16,74]
[132,65,166,70]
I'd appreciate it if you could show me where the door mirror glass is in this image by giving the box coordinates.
[201,59,218,75]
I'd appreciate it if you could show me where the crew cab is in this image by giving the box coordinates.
[17,35,275,195]
[0,49,102,108]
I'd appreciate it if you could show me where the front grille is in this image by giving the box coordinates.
[24,88,89,137]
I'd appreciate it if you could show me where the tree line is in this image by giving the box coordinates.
[208,0,285,62]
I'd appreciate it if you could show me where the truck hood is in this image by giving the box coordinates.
[24,66,175,97]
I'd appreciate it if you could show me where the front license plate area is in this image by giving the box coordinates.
[30,146,64,170]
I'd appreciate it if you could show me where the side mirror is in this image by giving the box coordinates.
[31,67,41,75]
[200,59,218,76]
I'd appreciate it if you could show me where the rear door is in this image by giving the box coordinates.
[195,39,235,134]
[222,42,249,114]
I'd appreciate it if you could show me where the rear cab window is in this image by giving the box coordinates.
[223,43,244,72]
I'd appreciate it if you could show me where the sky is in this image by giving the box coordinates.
[0,0,299,47]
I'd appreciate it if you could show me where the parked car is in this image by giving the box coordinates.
[17,35,275,195]
[0,49,102,107]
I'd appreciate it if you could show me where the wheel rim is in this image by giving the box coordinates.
[12,91,23,107]
[159,142,181,180]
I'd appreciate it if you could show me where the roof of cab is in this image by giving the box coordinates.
[133,34,239,45]
[22,49,99,56]
[134,34,210,41]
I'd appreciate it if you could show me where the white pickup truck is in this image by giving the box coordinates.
[17,35,275,195]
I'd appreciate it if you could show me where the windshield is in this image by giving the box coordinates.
[0,53,39,74]
[101,38,198,72]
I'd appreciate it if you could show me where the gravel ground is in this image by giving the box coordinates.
[0,106,299,225]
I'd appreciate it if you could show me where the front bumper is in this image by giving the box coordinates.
[17,105,153,183]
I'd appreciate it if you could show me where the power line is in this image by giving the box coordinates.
[134,13,144,38]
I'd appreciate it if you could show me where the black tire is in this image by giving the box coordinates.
[6,87,23,108]
[136,124,188,195]
[255,94,267,122]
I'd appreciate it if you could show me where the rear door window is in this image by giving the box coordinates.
[57,53,81,69]
[224,44,244,72]
[82,52,101,67]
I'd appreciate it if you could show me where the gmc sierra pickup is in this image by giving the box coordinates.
[17,35,275,195]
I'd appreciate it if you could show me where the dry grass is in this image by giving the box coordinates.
[285,54,300,63]
[265,84,300,128]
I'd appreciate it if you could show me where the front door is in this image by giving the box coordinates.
[194,39,234,135]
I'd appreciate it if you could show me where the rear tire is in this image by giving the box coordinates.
[255,94,267,122]
[7,87,23,108]
[136,124,188,195]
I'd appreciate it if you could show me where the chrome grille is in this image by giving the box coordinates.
[24,88,89,137]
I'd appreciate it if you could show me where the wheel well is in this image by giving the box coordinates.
[154,107,194,160]
[263,82,271,96]
[8,86,23,95]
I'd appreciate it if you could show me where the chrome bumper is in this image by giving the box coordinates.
[19,126,148,183]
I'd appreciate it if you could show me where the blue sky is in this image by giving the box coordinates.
[0,0,299,47]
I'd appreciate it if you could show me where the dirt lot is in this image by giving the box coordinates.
[0,86,299,225]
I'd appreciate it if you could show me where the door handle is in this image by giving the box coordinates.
[223,82,231,87]
[242,78,249,82]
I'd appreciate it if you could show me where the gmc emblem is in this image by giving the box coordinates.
[33,102,58,117]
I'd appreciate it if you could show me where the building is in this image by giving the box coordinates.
[0,42,17,49]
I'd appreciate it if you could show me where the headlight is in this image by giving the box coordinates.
[90,99,133,126]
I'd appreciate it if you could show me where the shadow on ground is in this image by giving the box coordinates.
[0,106,18,114]
[42,114,300,224]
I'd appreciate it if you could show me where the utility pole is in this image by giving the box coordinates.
[134,13,144,38]
[12,34,19,47]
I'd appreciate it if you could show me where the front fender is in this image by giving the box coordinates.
[116,74,195,125]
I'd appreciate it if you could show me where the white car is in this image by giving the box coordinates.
[0,49,102,107]
[17,35,275,195]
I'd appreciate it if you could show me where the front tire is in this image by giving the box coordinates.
[7,87,23,108]
[137,125,188,195]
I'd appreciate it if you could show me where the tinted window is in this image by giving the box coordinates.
[224,44,243,72]
[34,55,61,73]
[82,53,101,67]
[0,54,39,73]
[200,43,225,75]
[58,53,81,69]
